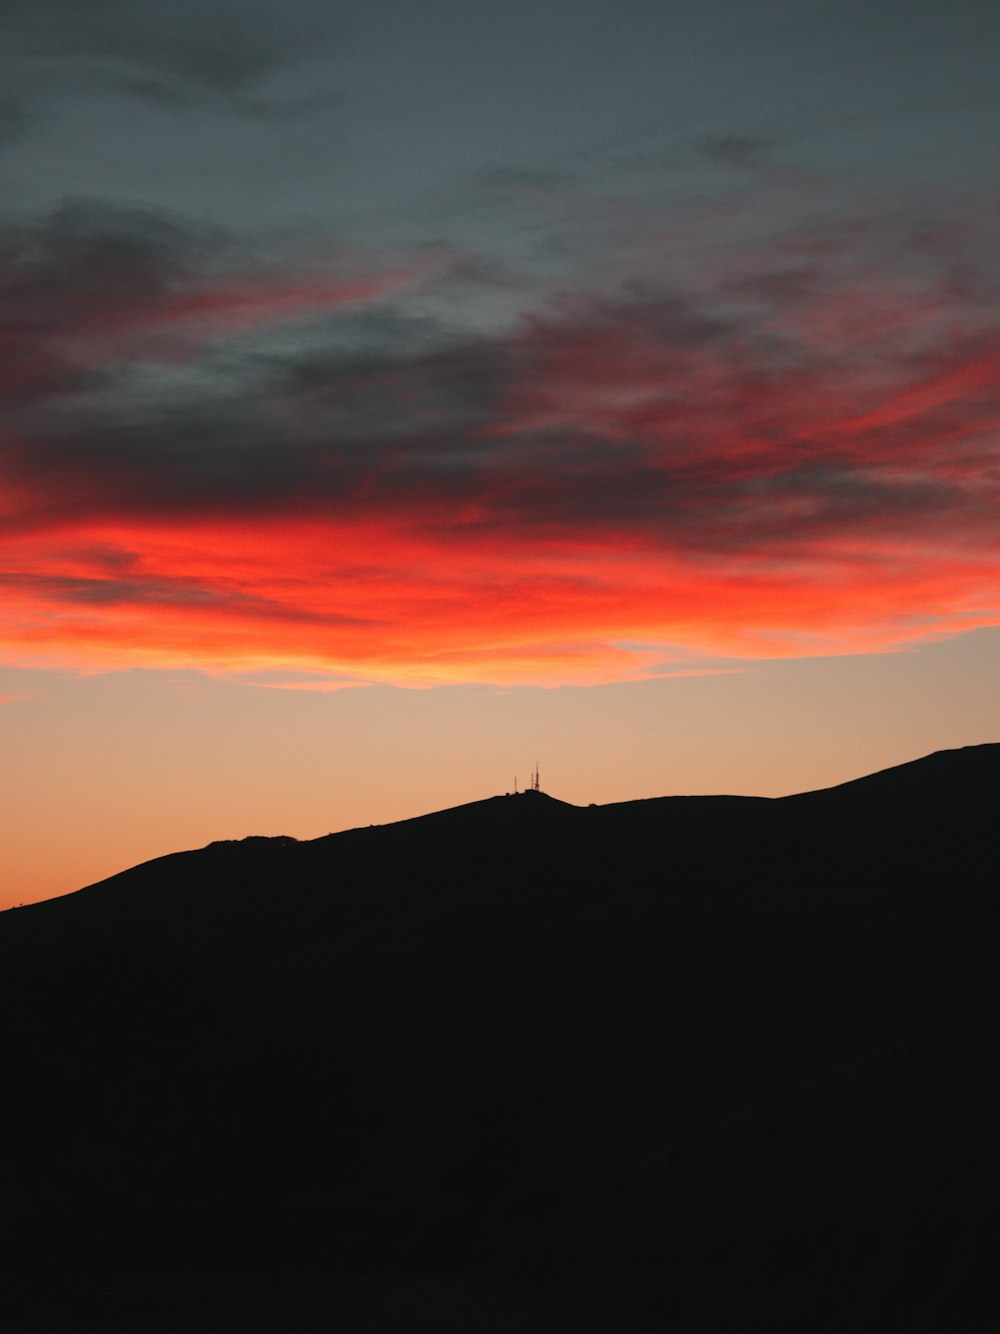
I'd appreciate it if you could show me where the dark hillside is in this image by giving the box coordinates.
[352,876,996,1332]
[0,745,996,1330]
[3,746,995,1098]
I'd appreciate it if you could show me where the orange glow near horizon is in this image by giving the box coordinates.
[0,513,997,685]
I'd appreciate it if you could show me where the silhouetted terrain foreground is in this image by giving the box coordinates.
[1,745,996,1332]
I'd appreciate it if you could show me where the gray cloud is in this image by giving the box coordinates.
[700,136,776,170]
[2,0,344,117]
[0,97,30,149]
[1,192,996,572]
[0,199,230,410]
[0,569,377,625]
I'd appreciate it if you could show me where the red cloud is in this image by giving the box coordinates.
[1,507,995,684]
[0,203,997,684]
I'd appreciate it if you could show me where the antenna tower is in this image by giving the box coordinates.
[533,762,540,793]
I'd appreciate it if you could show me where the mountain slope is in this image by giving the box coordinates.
[0,745,995,1331]
[2,745,996,1097]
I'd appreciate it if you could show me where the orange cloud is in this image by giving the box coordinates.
[1,507,995,685]
[0,200,997,685]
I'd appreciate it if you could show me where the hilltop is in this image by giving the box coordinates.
[3,743,995,1095]
[0,744,995,1331]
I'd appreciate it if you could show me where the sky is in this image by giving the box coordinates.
[1,0,998,907]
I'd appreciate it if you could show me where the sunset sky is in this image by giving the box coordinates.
[2,0,998,907]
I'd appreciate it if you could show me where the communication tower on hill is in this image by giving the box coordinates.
[507,764,541,797]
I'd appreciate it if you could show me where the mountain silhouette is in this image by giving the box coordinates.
[1,745,996,1332]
